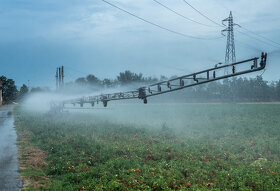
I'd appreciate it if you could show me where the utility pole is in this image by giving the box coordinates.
[61,66,64,88]
[0,80,2,105]
[56,68,58,90]
[59,67,62,88]
[222,11,239,73]
[56,66,64,90]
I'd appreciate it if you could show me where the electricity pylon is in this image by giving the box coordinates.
[222,11,239,73]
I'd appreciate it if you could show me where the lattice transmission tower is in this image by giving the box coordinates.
[222,11,239,71]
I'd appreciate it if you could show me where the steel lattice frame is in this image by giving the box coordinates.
[222,11,237,65]
[61,53,267,108]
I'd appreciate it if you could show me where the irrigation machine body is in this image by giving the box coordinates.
[61,52,267,108]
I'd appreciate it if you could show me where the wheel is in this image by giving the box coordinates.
[143,98,147,104]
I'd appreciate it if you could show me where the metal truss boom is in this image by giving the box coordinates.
[62,52,267,107]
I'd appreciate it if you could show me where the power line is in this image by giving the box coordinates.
[213,0,230,12]
[213,0,280,48]
[235,39,262,52]
[182,0,223,27]
[182,0,280,49]
[236,29,279,49]
[152,0,217,28]
[240,26,280,47]
[101,0,222,40]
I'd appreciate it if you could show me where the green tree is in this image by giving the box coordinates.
[102,78,112,87]
[18,84,29,102]
[30,87,43,93]
[0,76,18,104]
[276,80,280,101]
[86,74,100,86]
[252,76,270,101]
[75,77,87,86]
[117,70,143,84]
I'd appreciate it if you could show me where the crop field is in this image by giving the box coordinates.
[15,103,280,190]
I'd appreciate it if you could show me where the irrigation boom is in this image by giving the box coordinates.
[62,52,267,108]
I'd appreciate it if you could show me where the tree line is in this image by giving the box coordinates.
[69,71,280,102]
[1,71,280,104]
[180,76,280,102]
[0,76,28,104]
[73,70,158,88]
[62,71,280,102]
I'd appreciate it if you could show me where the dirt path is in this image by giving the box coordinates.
[0,106,22,190]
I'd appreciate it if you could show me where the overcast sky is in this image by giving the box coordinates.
[0,0,279,88]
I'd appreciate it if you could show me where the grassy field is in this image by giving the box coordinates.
[15,103,280,190]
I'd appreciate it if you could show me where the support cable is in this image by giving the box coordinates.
[101,0,222,40]
[236,30,279,49]
[235,39,262,52]
[152,0,218,28]
[182,0,223,27]
[240,26,280,47]
[213,0,280,47]
[183,0,280,48]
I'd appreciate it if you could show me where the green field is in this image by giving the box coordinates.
[15,103,280,190]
